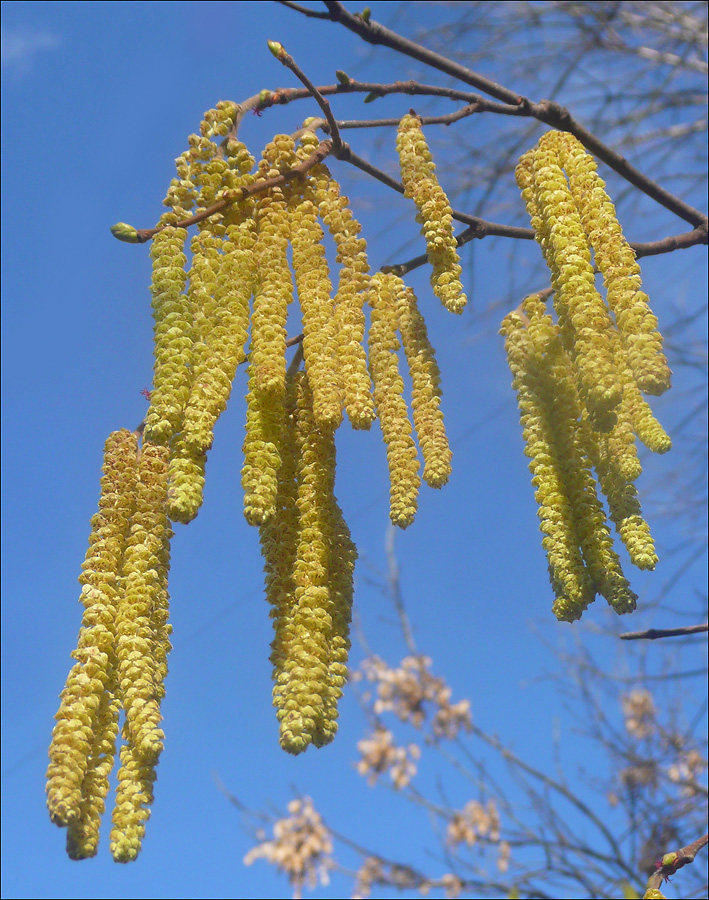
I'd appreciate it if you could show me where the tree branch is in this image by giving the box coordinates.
[113,140,333,243]
[317,0,523,105]
[267,41,344,154]
[620,624,708,641]
[278,1,708,231]
[644,833,708,895]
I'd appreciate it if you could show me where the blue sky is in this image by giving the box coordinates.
[2,2,707,899]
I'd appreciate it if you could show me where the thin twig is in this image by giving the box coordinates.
[267,41,344,154]
[280,1,708,231]
[644,833,708,894]
[620,623,708,641]
[277,0,331,18]
[318,0,522,105]
[117,140,332,243]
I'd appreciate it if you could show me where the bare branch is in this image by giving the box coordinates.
[267,41,344,154]
[277,0,330,17]
[620,624,709,641]
[278,2,708,230]
[116,140,332,243]
[644,833,709,894]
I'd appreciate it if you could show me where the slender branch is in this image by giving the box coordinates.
[267,41,344,154]
[317,0,522,105]
[277,0,330,17]
[114,140,332,243]
[257,78,523,114]
[466,723,627,866]
[278,1,708,231]
[644,833,708,894]
[385,223,708,280]
[620,623,708,641]
[285,331,304,349]
[528,99,708,228]
[335,102,484,129]
[335,142,534,238]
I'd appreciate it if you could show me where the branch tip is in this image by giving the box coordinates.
[267,39,286,59]
[110,222,141,244]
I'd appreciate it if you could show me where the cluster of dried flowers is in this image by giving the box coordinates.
[501,131,671,622]
[48,102,461,859]
[243,797,334,900]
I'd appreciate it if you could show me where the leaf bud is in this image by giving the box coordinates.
[110,222,141,243]
[267,40,285,59]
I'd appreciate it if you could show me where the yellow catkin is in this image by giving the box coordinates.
[167,433,207,525]
[396,113,466,314]
[272,372,355,753]
[109,443,172,863]
[261,378,300,674]
[317,494,357,748]
[47,430,138,828]
[583,423,658,570]
[289,173,343,428]
[368,273,421,528]
[522,296,637,616]
[110,741,157,863]
[115,443,172,766]
[623,374,672,454]
[143,219,192,445]
[526,136,622,430]
[181,140,256,453]
[250,135,296,396]
[199,100,240,140]
[501,310,595,621]
[242,360,284,525]
[299,130,375,430]
[559,133,671,396]
[65,686,121,859]
[392,276,452,488]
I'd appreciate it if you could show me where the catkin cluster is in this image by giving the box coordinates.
[47,430,173,861]
[53,100,462,860]
[502,131,671,620]
[112,106,458,747]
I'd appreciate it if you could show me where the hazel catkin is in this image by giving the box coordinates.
[396,113,467,314]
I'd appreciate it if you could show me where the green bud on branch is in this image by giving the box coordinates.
[110,222,141,243]
[267,40,286,59]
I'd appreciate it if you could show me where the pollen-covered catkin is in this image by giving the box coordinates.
[583,422,658,570]
[298,130,374,430]
[181,140,257,453]
[109,443,172,864]
[250,136,296,397]
[110,741,157,863]
[167,433,207,525]
[271,371,355,754]
[115,443,172,766]
[65,686,121,859]
[242,360,284,526]
[289,172,343,428]
[559,132,671,396]
[392,276,452,488]
[368,272,421,528]
[143,221,192,445]
[527,135,622,430]
[47,430,138,830]
[522,295,637,616]
[396,113,466,314]
[501,310,595,621]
